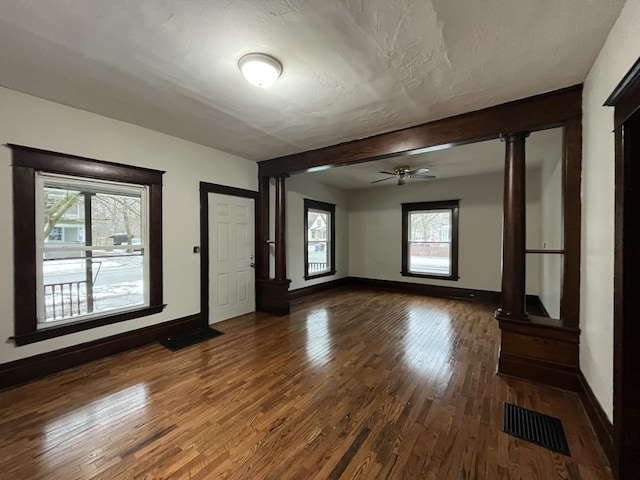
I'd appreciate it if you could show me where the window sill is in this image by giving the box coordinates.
[12,304,166,346]
[401,271,460,281]
[304,270,337,281]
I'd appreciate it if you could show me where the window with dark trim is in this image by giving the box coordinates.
[402,200,459,281]
[304,199,336,280]
[11,144,165,345]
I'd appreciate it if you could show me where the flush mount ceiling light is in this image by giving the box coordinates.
[238,53,283,88]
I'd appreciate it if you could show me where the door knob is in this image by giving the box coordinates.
[250,263,255,268]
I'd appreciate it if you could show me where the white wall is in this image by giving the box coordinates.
[581,0,640,421]
[0,86,257,364]
[286,175,350,290]
[348,170,541,293]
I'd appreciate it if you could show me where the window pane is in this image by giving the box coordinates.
[307,209,330,274]
[43,186,85,246]
[409,242,451,275]
[42,256,144,323]
[39,175,148,326]
[93,192,143,247]
[43,184,144,249]
[308,241,329,273]
[409,210,451,242]
[408,208,453,276]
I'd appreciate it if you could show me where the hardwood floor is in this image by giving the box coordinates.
[0,287,611,479]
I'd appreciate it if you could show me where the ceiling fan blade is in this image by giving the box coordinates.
[370,176,395,184]
[412,175,436,179]
[409,167,430,175]
[398,177,405,186]
[379,170,397,175]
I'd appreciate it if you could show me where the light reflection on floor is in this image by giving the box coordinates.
[403,305,454,381]
[41,383,149,467]
[305,307,333,366]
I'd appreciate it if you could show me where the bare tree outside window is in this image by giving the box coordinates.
[40,176,147,324]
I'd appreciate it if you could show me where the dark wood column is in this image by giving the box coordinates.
[495,130,580,392]
[256,175,270,281]
[496,132,529,320]
[256,175,291,315]
[275,175,287,281]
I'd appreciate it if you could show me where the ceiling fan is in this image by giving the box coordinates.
[371,166,436,186]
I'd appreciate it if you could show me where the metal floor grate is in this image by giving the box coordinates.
[503,403,571,456]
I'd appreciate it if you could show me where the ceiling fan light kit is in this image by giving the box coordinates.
[371,165,436,185]
[238,53,283,88]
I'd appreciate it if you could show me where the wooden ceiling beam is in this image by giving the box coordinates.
[258,84,582,177]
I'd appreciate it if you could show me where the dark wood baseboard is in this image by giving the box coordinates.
[0,314,201,390]
[289,277,350,301]
[289,277,549,314]
[577,370,614,468]
[348,276,502,302]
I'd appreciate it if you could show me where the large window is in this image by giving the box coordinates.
[11,145,164,345]
[402,200,459,280]
[304,199,336,280]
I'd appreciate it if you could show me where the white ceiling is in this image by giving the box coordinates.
[305,127,563,189]
[0,1,624,162]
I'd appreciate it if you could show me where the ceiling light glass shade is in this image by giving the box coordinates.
[239,53,283,88]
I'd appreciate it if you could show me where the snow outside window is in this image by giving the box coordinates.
[36,172,150,328]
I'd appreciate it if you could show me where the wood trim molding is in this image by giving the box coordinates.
[577,370,614,468]
[199,182,259,326]
[605,56,640,129]
[608,55,640,480]
[0,314,202,390]
[9,144,165,185]
[258,85,582,176]
[10,145,165,345]
[199,182,260,200]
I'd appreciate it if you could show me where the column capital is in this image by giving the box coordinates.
[500,131,530,143]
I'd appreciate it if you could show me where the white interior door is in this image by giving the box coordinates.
[208,193,255,324]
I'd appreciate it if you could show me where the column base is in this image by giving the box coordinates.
[256,279,291,316]
[495,308,529,321]
[496,315,581,391]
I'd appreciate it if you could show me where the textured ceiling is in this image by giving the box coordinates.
[0,1,624,161]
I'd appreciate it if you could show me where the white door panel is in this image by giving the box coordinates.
[209,194,255,323]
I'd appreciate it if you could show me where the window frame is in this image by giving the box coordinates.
[401,199,460,281]
[303,198,336,280]
[11,144,165,346]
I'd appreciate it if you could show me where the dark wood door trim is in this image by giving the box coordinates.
[606,55,640,480]
[606,57,640,129]
[199,182,259,326]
